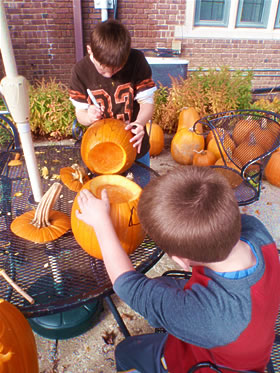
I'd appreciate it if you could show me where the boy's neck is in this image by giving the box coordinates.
[205,240,256,273]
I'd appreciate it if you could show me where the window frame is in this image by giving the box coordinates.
[275,2,280,29]
[194,0,230,27]
[235,0,272,28]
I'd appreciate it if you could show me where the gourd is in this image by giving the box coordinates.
[265,151,280,187]
[177,107,200,132]
[10,183,71,243]
[146,122,164,156]
[60,164,90,192]
[0,299,39,372]
[192,150,217,167]
[171,128,205,165]
[81,118,136,175]
[71,175,145,260]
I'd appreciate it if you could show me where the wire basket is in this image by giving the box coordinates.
[194,109,280,206]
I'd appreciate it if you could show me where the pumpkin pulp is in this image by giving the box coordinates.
[88,142,126,175]
[95,184,134,203]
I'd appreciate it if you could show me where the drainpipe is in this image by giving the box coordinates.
[72,0,84,62]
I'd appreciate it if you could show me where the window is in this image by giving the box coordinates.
[275,2,280,28]
[174,0,280,40]
[236,0,271,28]
[194,0,230,26]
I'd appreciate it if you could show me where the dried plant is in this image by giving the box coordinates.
[153,66,253,133]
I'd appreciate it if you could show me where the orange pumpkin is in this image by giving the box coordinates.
[60,164,90,192]
[233,133,265,169]
[192,150,217,167]
[0,299,39,372]
[81,118,136,175]
[265,151,280,187]
[245,118,280,152]
[10,183,71,243]
[177,107,200,132]
[207,129,235,160]
[171,128,205,165]
[71,175,145,260]
[232,118,259,145]
[146,122,164,156]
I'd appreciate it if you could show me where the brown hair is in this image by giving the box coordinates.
[138,166,241,263]
[89,19,131,68]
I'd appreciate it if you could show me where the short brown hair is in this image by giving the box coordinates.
[89,19,131,68]
[138,166,241,263]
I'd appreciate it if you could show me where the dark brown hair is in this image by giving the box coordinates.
[138,166,241,263]
[89,19,131,68]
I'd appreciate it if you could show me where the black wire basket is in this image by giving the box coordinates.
[194,109,280,206]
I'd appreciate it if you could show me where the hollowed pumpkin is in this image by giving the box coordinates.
[71,175,145,260]
[0,299,39,372]
[10,183,71,243]
[81,118,136,175]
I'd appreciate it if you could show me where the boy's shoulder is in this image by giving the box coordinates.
[241,214,274,246]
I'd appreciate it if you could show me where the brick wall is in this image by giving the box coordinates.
[1,0,280,90]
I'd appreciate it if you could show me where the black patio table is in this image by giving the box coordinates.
[0,143,163,339]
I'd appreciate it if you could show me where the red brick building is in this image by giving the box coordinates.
[1,0,280,89]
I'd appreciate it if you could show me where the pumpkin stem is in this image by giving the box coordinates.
[71,163,87,184]
[32,182,62,228]
[248,132,257,145]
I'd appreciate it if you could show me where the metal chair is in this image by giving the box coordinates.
[194,109,280,206]
[157,270,280,373]
[0,96,20,151]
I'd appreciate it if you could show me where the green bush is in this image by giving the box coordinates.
[152,66,254,133]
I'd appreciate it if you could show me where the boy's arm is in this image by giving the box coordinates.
[75,189,135,283]
[75,105,104,127]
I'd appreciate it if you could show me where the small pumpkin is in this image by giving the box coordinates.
[0,299,39,372]
[71,175,145,260]
[233,132,265,169]
[146,122,164,156]
[10,183,71,243]
[81,118,136,175]
[207,129,235,160]
[177,107,200,132]
[192,149,217,167]
[232,118,259,145]
[60,164,90,192]
[171,128,205,165]
[265,151,280,187]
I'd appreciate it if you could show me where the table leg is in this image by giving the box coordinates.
[104,295,130,338]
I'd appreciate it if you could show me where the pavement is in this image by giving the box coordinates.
[33,135,280,373]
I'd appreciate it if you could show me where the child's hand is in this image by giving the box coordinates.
[125,122,145,153]
[88,104,104,123]
[76,189,110,229]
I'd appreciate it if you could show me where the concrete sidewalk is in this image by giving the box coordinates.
[34,137,280,373]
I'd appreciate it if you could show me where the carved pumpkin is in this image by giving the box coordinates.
[81,118,136,175]
[146,122,164,156]
[10,183,71,243]
[71,175,145,260]
[0,299,39,372]
[60,164,90,192]
[177,107,200,132]
[171,128,205,165]
[192,150,217,167]
[265,151,280,187]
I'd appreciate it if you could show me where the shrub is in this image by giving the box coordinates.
[153,66,253,133]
